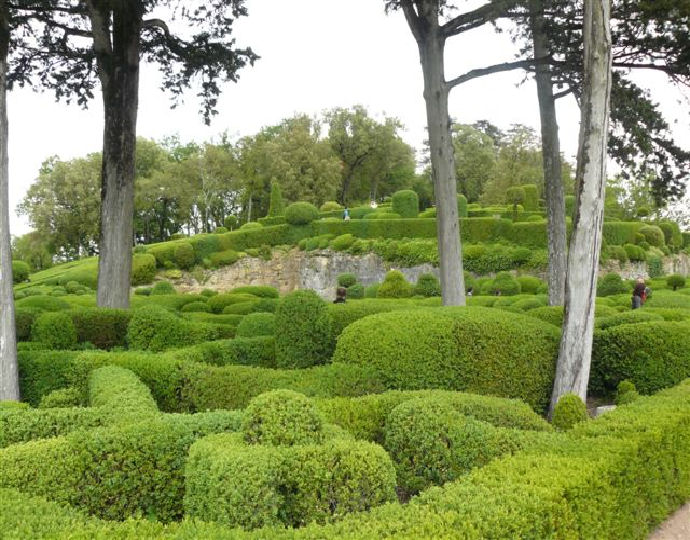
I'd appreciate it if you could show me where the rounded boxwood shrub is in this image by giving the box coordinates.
[70,308,131,349]
[180,301,210,313]
[150,280,176,295]
[516,276,543,295]
[275,290,333,368]
[31,312,77,350]
[491,272,521,296]
[384,397,508,496]
[208,293,261,314]
[15,308,39,341]
[12,260,30,283]
[38,387,82,408]
[15,295,70,312]
[236,312,276,338]
[242,390,323,446]
[334,307,560,412]
[222,301,260,316]
[209,249,239,267]
[126,305,217,352]
[615,379,640,405]
[391,189,419,218]
[551,393,588,431]
[337,273,358,288]
[597,273,629,297]
[173,242,195,270]
[377,270,413,298]
[364,283,380,298]
[347,283,364,299]
[230,286,279,298]
[666,274,686,291]
[320,201,342,212]
[331,233,356,251]
[414,273,441,297]
[50,287,67,297]
[224,215,238,229]
[638,225,665,247]
[131,253,156,286]
[214,226,228,234]
[240,221,262,230]
[285,202,319,225]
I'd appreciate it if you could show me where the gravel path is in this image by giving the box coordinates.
[648,503,690,539]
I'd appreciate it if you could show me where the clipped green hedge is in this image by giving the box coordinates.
[334,307,560,412]
[171,337,276,368]
[70,308,131,349]
[236,312,275,337]
[87,366,159,421]
[131,253,156,286]
[31,312,77,350]
[590,321,690,396]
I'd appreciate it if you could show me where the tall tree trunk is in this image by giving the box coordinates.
[0,4,19,401]
[530,0,567,306]
[91,7,140,309]
[407,4,465,306]
[550,0,612,415]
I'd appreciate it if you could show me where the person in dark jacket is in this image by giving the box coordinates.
[632,277,646,309]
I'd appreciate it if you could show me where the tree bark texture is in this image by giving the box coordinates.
[0,4,20,401]
[405,2,465,306]
[530,0,567,306]
[550,0,612,415]
[91,5,140,309]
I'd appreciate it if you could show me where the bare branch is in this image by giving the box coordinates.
[446,57,545,89]
[442,0,521,38]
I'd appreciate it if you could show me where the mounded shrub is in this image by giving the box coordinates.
[15,308,39,341]
[347,283,364,299]
[391,189,419,218]
[551,393,588,431]
[331,233,356,251]
[0,406,104,448]
[638,225,665,247]
[594,310,663,331]
[15,295,70,312]
[229,285,279,298]
[658,221,683,249]
[207,293,258,314]
[242,389,324,446]
[516,276,543,295]
[12,261,30,283]
[150,280,176,295]
[615,379,640,405]
[70,308,131,349]
[31,312,77,350]
[666,274,686,291]
[384,397,525,496]
[171,337,275,369]
[597,272,629,297]
[223,215,238,229]
[222,301,260,316]
[126,305,218,352]
[334,307,560,412]
[414,273,441,297]
[320,201,343,212]
[377,270,413,298]
[623,243,645,262]
[179,301,210,313]
[337,272,358,288]
[131,253,156,286]
[38,387,82,408]
[274,290,333,369]
[285,202,319,225]
[590,321,690,395]
[209,249,239,267]
[235,312,276,338]
[457,194,468,217]
[240,222,263,230]
[491,272,521,296]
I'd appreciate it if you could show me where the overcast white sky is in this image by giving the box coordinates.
[6,0,690,236]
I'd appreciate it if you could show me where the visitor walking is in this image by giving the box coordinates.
[343,207,350,221]
[632,277,647,309]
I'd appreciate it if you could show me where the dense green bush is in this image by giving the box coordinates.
[590,321,690,395]
[595,310,663,330]
[603,222,643,246]
[179,301,210,313]
[207,293,258,314]
[38,387,82,408]
[638,225,665,247]
[223,215,238,230]
[240,222,263,230]
[88,366,159,420]
[31,312,77,350]
[623,243,646,261]
[12,261,30,283]
[337,272,358,288]
[658,221,683,249]
[150,280,176,295]
[615,379,640,405]
[384,397,525,496]
[275,290,333,368]
[331,233,357,251]
[0,406,104,448]
[334,307,560,412]
[209,249,239,267]
[236,312,275,338]
[391,189,419,218]
[267,181,285,217]
[14,308,39,341]
[230,286,279,298]
[222,301,260,316]
[285,202,320,225]
[551,393,588,431]
[522,184,539,211]
[171,337,275,368]
[597,273,629,297]
[377,270,413,298]
[15,295,70,312]
[242,390,324,446]
[491,272,521,296]
[131,253,156,285]
[70,308,131,349]
[457,194,468,217]
[516,275,543,295]
[666,274,686,291]
[414,272,441,297]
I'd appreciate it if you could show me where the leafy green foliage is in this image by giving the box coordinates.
[551,394,588,431]
[131,253,156,285]
[414,273,441,297]
[275,291,333,368]
[597,273,629,297]
[391,189,419,218]
[31,312,77,350]
[174,242,195,270]
[70,308,131,349]
[337,273,358,288]
[285,202,320,225]
[377,270,413,298]
[666,274,686,291]
[267,181,285,217]
[235,313,275,338]
[150,281,176,296]
[242,390,324,446]
[12,261,30,283]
